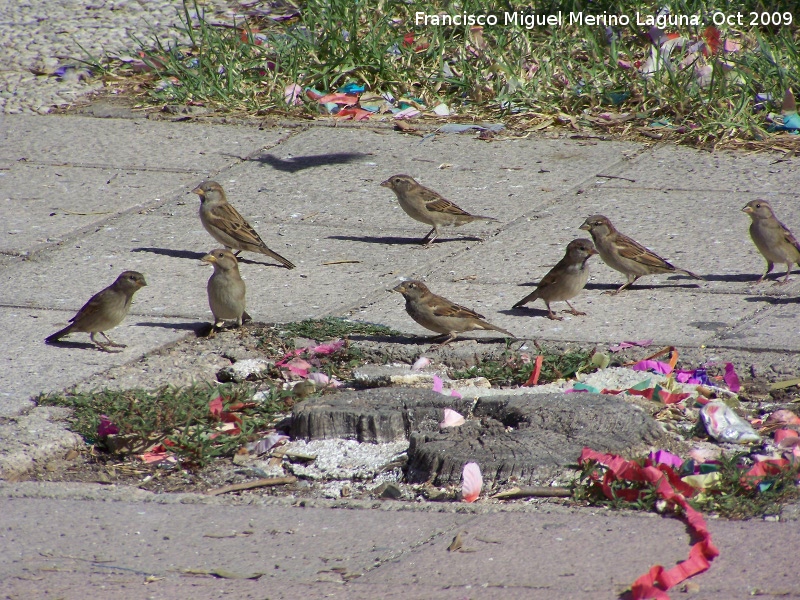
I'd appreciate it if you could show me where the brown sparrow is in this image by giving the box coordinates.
[193,180,296,269]
[742,199,800,283]
[202,248,251,334]
[392,280,515,347]
[580,215,700,293]
[45,271,147,351]
[380,174,497,245]
[513,238,597,319]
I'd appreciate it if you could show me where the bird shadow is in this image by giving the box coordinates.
[744,296,799,305]
[131,247,206,261]
[251,152,370,173]
[700,273,764,283]
[584,281,701,292]
[131,247,290,268]
[501,306,551,319]
[327,234,484,246]
[134,321,209,334]
[44,339,104,351]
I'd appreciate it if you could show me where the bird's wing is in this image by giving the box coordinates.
[430,295,486,319]
[614,233,674,269]
[207,203,267,248]
[416,186,474,217]
[781,221,800,253]
[70,289,111,324]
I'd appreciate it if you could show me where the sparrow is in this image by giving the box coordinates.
[512,238,597,319]
[742,199,800,283]
[193,180,296,269]
[45,271,147,351]
[380,174,497,245]
[201,248,251,334]
[392,280,515,347]
[579,215,701,294]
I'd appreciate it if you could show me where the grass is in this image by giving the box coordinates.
[276,317,401,340]
[93,0,800,149]
[450,346,596,386]
[573,450,800,519]
[34,318,399,467]
[37,383,289,467]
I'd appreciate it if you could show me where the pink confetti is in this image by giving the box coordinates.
[432,375,444,393]
[649,450,683,469]
[440,408,466,428]
[284,83,303,105]
[307,372,330,386]
[765,409,800,427]
[609,339,653,352]
[723,363,741,392]
[632,359,673,374]
[284,357,312,377]
[412,356,431,370]
[97,415,118,437]
[248,432,290,455]
[461,462,482,503]
[450,390,462,399]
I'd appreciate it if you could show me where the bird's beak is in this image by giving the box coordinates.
[579,223,591,231]
[380,179,391,188]
[201,254,216,265]
[392,282,406,293]
[742,206,753,214]
[191,186,204,197]
[141,278,148,286]
[588,248,598,256]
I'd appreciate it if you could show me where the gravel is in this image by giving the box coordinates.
[0,0,234,114]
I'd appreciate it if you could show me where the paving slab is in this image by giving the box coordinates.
[614,142,800,194]
[0,163,199,255]
[0,305,198,412]
[1,491,798,600]
[0,115,291,172]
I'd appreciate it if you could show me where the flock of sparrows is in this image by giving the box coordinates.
[45,174,800,351]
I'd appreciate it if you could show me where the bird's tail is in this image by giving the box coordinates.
[512,291,538,309]
[45,325,73,344]
[481,321,516,338]
[262,248,296,269]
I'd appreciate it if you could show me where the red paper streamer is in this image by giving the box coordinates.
[579,448,720,599]
[523,355,544,386]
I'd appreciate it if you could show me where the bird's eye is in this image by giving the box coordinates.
[755,203,761,208]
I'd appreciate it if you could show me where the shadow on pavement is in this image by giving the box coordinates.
[253,152,370,173]
[327,234,483,245]
[131,247,206,261]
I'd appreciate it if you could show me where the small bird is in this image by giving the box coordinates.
[201,248,251,334]
[742,199,800,284]
[392,280,515,348]
[193,180,296,269]
[513,238,597,319]
[380,174,497,245]
[579,215,700,294]
[45,271,147,351]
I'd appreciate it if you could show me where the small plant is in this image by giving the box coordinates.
[277,317,401,341]
[572,451,800,519]
[37,383,289,467]
[451,347,596,386]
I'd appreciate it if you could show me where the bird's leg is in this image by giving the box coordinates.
[774,263,793,285]
[90,332,122,353]
[100,331,127,348]
[233,250,242,257]
[544,302,563,320]
[607,275,638,295]
[757,261,774,283]
[429,332,457,350]
[420,226,438,246]
[563,301,586,316]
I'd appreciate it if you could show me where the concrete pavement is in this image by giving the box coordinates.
[1,109,800,597]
